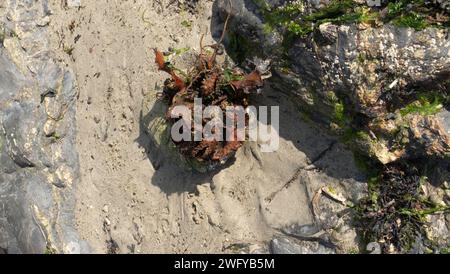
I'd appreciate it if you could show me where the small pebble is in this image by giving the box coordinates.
[443,181,449,190]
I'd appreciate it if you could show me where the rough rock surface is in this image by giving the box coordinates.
[270,235,335,254]
[213,0,450,171]
[0,0,88,253]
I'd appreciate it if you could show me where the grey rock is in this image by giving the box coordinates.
[366,242,381,254]
[0,0,88,253]
[66,0,82,8]
[282,223,322,238]
[270,235,335,254]
[437,110,450,137]
[425,211,450,245]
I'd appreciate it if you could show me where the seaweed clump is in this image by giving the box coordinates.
[384,0,449,30]
[357,163,450,253]
[153,14,266,169]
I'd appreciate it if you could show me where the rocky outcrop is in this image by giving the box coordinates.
[213,0,450,176]
[0,1,88,253]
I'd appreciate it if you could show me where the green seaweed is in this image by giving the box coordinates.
[393,12,428,30]
[227,31,260,63]
[399,205,450,219]
[304,0,354,21]
[400,93,447,116]
[333,101,346,126]
[254,0,446,41]
[254,0,377,39]
[223,68,244,82]
[181,20,192,29]
[325,90,352,129]
[441,247,450,254]
[63,45,75,56]
[385,0,449,30]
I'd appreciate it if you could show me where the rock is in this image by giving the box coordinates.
[443,181,449,190]
[427,185,447,207]
[281,223,322,238]
[366,242,382,254]
[330,223,360,253]
[0,1,89,253]
[66,0,82,8]
[104,217,111,227]
[270,236,335,254]
[408,114,450,160]
[214,0,450,180]
[102,205,109,213]
[425,214,449,248]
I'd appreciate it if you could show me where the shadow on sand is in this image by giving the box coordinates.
[136,0,366,195]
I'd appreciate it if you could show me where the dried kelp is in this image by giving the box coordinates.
[153,13,266,168]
